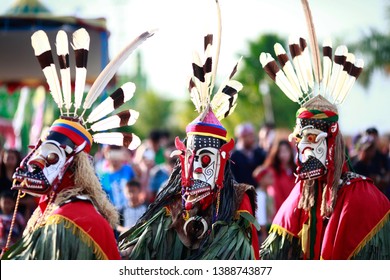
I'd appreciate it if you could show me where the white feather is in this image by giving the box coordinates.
[93,132,141,150]
[300,38,314,89]
[321,38,332,95]
[337,59,364,104]
[189,79,201,112]
[71,28,90,113]
[211,58,242,119]
[332,53,355,102]
[260,53,298,102]
[56,30,72,114]
[191,50,207,110]
[289,36,309,93]
[87,82,136,123]
[211,79,242,108]
[327,45,348,102]
[274,43,302,100]
[90,110,139,132]
[211,79,242,120]
[31,30,63,111]
[202,39,213,101]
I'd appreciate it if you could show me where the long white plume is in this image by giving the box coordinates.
[301,0,322,84]
[81,30,155,117]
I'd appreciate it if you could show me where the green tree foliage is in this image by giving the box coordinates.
[0,89,59,154]
[235,33,299,131]
[130,89,177,140]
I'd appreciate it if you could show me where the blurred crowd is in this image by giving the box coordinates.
[1,124,389,249]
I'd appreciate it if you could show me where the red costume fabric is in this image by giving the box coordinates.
[2,196,120,260]
[271,174,390,259]
[48,200,120,260]
[269,167,296,214]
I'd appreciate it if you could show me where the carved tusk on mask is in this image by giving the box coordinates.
[315,132,328,142]
[74,141,87,154]
[170,150,182,157]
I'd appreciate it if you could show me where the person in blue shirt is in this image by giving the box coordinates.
[96,145,136,213]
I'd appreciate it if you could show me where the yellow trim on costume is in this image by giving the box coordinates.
[46,214,108,260]
[183,210,190,221]
[298,222,310,256]
[52,119,93,144]
[163,206,172,216]
[234,210,251,220]
[311,113,329,119]
[186,131,227,141]
[347,210,390,260]
[269,224,296,242]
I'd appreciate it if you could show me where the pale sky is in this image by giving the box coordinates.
[2,0,390,135]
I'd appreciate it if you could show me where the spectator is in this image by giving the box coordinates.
[253,167,274,244]
[365,127,390,192]
[0,148,36,220]
[230,122,267,187]
[352,134,376,178]
[0,148,22,197]
[117,180,148,234]
[132,144,156,203]
[148,142,177,201]
[135,129,166,166]
[258,122,276,152]
[96,145,136,215]
[0,191,26,253]
[255,139,296,214]
[349,132,363,159]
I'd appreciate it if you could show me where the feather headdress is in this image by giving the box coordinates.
[31,28,154,151]
[259,0,365,218]
[188,0,243,126]
[259,0,363,107]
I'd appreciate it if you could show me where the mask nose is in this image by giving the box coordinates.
[194,167,202,174]
[28,157,45,170]
[300,147,314,163]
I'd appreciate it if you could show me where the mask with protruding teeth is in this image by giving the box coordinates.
[12,139,69,196]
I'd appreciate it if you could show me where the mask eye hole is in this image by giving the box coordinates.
[201,155,211,168]
[306,134,318,143]
[46,153,59,165]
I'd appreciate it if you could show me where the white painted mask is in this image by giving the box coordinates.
[295,125,328,180]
